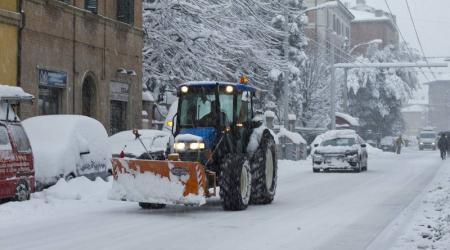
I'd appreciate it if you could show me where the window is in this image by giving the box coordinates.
[85,0,98,14]
[59,0,72,4]
[117,0,134,25]
[0,126,12,151]
[9,125,31,153]
[39,87,62,115]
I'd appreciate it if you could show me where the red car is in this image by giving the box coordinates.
[0,85,35,201]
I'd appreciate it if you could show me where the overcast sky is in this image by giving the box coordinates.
[344,0,450,82]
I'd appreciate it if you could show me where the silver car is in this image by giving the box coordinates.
[312,131,368,173]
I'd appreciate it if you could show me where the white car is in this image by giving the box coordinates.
[312,130,368,173]
[23,115,112,189]
[109,129,172,159]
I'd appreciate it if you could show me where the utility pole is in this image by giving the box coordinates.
[282,4,290,129]
[330,49,336,130]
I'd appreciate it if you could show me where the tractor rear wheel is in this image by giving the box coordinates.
[220,154,252,211]
[250,131,277,205]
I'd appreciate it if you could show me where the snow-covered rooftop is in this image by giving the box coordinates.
[142,91,155,102]
[401,104,427,113]
[350,9,390,22]
[336,112,360,127]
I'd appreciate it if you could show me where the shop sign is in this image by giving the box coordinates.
[110,82,129,102]
[39,69,67,88]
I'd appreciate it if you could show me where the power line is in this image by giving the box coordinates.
[404,0,438,80]
[383,0,431,82]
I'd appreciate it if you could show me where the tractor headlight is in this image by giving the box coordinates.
[174,142,186,151]
[189,142,205,150]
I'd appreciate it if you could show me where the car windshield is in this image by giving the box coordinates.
[321,137,355,147]
[420,133,436,139]
[179,87,233,128]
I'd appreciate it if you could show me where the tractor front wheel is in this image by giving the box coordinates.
[220,154,252,211]
[250,131,277,205]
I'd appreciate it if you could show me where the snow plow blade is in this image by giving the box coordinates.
[109,159,207,206]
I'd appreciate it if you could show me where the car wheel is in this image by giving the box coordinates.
[139,203,166,209]
[14,181,30,202]
[313,168,320,173]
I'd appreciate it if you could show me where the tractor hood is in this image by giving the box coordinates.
[178,128,218,149]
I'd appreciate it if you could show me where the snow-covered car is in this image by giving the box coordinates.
[380,136,396,152]
[109,129,172,159]
[22,115,112,189]
[312,130,368,173]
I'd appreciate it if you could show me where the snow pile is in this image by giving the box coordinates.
[108,159,205,205]
[23,115,112,187]
[392,161,450,250]
[336,112,360,127]
[276,127,306,145]
[109,129,172,157]
[142,90,155,102]
[366,144,383,155]
[264,110,276,118]
[36,177,111,201]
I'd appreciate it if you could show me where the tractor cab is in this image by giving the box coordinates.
[173,81,258,165]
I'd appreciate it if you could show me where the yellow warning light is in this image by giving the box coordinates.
[166,121,173,127]
[240,76,249,84]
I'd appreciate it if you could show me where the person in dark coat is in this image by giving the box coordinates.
[438,134,448,160]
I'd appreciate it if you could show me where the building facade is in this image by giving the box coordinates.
[19,0,143,134]
[401,104,428,137]
[426,80,450,132]
[0,0,21,86]
[304,0,354,63]
[349,0,399,55]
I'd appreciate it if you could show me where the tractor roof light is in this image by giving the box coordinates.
[225,85,234,93]
[240,76,249,84]
[181,86,189,93]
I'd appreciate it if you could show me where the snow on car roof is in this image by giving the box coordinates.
[0,84,33,102]
[336,112,360,127]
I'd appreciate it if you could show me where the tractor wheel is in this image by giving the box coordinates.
[250,131,277,205]
[220,154,252,211]
[139,203,166,209]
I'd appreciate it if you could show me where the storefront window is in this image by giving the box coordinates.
[110,101,127,135]
[39,87,61,115]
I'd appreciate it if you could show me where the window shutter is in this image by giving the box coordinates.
[85,0,98,14]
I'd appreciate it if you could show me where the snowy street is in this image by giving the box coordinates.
[0,149,445,250]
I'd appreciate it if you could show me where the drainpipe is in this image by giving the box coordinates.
[72,10,76,114]
[17,0,23,87]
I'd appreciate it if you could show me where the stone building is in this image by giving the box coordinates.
[19,0,143,134]
[304,0,354,63]
[426,80,450,132]
[0,1,20,86]
[349,0,399,55]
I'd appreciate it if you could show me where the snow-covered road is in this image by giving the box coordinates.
[0,149,444,250]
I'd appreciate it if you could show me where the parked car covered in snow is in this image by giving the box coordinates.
[0,85,35,201]
[312,130,368,173]
[109,129,172,160]
[23,115,112,189]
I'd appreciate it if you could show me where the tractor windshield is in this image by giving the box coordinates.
[179,87,234,128]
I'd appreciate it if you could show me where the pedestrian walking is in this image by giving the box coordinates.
[395,135,404,155]
[438,134,448,160]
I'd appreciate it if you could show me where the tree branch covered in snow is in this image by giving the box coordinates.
[347,43,420,136]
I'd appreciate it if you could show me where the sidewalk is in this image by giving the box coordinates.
[390,158,450,250]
